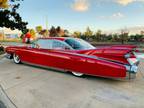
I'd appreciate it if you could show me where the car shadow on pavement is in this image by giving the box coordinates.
[21,63,126,84]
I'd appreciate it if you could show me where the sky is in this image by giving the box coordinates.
[18,0,144,33]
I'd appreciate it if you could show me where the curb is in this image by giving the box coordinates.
[0,85,17,108]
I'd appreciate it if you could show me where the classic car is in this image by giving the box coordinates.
[5,37,140,79]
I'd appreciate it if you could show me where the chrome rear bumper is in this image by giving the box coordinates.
[125,58,140,80]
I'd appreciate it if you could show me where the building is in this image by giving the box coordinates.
[0,30,4,41]
[0,28,22,41]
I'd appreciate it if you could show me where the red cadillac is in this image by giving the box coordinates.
[5,37,140,79]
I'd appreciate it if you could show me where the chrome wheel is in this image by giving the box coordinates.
[72,72,84,77]
[13,53,21,64]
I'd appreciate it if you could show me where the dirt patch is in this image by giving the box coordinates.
[15,76,21,79]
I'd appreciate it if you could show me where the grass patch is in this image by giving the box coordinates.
[0,52,4,55]
[0,46,4,55]
[0,39,22,43]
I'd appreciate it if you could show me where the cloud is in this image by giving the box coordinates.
[71,0,90,12]
[111,12,125,18]
[116,0,144,5]
[71,0,144,12]
[116,0,134,5]
[99,12,125,19]
[94,0,144,6]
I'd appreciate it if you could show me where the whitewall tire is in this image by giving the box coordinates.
[72,72,84,77]
[13,53,21,64]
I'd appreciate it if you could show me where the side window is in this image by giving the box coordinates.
[65,39,76,49]
[37,39,53,49]
[52,40,72,50]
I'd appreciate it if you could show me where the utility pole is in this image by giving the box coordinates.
[46,16,48,31]
[45,15,49,37]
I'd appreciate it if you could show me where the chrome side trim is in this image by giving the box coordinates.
[22,61,66,72]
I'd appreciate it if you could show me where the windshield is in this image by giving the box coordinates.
[65,38,95,50]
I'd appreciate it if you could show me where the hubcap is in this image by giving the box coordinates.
[14,54,20,63]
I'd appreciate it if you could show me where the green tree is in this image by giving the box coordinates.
[112,33,119,42]
[63,29,69,37]
[39,29,49,37]
[95,30,102,41]
[0,0,8,8]
[73,31,81,38]
[36,26,43,33]
[120,29,129,44]
[29,29,36,39]
[0,0,28,34]
[49,26,57,37]
[84,27,93,37]
[56,26,64,37]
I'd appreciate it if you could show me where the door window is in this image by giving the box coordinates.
[52,40,72,50]
[36,39,53,49]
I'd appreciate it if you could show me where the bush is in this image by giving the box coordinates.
[0,45,4,55]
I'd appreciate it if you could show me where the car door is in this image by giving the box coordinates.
[34,39,72,70]
[32,39,53,66]
[19,46,36,63]
[49,40,73,69]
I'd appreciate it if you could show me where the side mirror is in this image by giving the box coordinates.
[27,43,37,49]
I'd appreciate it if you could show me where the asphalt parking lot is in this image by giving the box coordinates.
[0,56,144,108]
